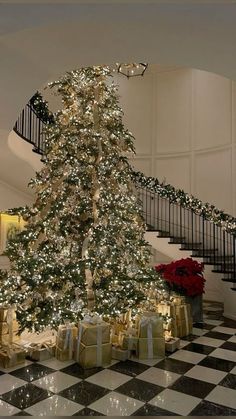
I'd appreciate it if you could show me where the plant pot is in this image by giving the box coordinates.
[185,294,203,323]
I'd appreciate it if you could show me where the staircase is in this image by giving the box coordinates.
[13,93,236,293]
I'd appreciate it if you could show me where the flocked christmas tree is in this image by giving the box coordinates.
[2,66,163,332]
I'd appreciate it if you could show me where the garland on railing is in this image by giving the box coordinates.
[132,170,236,234]
[29,92,54,124]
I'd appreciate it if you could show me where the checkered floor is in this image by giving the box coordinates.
[0,317,236,416]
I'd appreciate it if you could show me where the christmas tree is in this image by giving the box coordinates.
[3,66,161,332]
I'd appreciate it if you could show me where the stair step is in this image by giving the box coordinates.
[213,269,235,274]
[168,237,186,244]
[222,278,236,283]
[231,288,236,291]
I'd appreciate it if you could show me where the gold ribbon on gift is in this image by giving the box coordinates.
[58,323,74,359]
[6,306,15,346]
[76,315,103,366]
[28,340,54,356]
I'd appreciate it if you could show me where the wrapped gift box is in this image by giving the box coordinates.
[55,346,73,361]
[121,335,138,352]
[138,313,163,338]
[57,325,78,341]
[163,318,177,337]
[0,347,25,369]
[138,337,165,359]
[0,320,19,335]
[175,304,191,320]
[0,332,20,345]
[112,321,127,336]
[172,296,186,305]
[78,321,110,346]
[28,342,55,361]
[0,307,17,322]
[157,303,176,317]
[77,342,111,369]
[176,318,193,337]
[112,346,130,361]
[165,337,180,353]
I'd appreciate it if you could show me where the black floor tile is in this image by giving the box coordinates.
[59,380,109,406]
[116,378,164,402]
[220,341,236,351]
[108,360,149,377]
[222,317,236,328]
[195,322,215,330]
[199,356,236,372]
[190,400,236,416]
[180,334,199,342]
[219,373,236,389]
[184,342,214,355]
[170,375,215,399]
[2,383,52,410]
[13,412,32,416]
[155,358,194,374]
[73,407,105,416]
[132,403,179,416]
[204,330,233,340]
[60,363,103,379]
[10,363,55,382]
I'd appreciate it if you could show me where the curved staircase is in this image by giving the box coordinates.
[13,94,236,293]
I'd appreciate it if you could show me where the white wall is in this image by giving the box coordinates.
[0,179,32,211]
[115,67,236,216]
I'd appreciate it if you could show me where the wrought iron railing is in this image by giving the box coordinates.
[13,95,236,289]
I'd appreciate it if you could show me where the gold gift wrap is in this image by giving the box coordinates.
[121,335,139,351]
[57,325,78,341]
[172,296,186,305]
[55,346,72,361]
[0,320,19,335]
[138,313,163,338]
[157,303,176,317]
[78,321,110,346]
[165,337,180,352]
[111,321,127,336]
[78,342,111,369]
[175,304,191,321]
[176,319,193,337]
[0,347,25,369]
[0,307,17,322]
[0,332,20,345]
[138,337,165,359]
[112,346,130,361]
[29,342,55,361]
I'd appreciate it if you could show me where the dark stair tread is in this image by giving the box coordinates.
[213,269,235,274]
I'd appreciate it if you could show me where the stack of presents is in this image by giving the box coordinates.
[0,295,193,369]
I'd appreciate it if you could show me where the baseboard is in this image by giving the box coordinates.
[223,312,236,321]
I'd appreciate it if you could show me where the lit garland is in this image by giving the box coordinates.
[133,171,236,234]
[29,91,54,124]
[1,66,166,332]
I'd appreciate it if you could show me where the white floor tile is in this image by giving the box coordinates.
[206,386,236,410]
[192,327,208,336]
[185,365,227,384]
[25,395,83,416]
[89,391,144,416]
[212,326,236,334]
[0,360,32,373]
[149,388,201,416]
[38,358,75,370]
[179,339,189,348]
[137,367,180,387]
[104,359,119,368]
[193,336,224,347]
[228,335,236,343]
[210,348,236,362]
[86,369,132,390]
[0,374,26,395]
[33,371,81,393]
[230,366,236,374]
[204,319,223,326]
[169,349,206,364]
[0,400,20,416]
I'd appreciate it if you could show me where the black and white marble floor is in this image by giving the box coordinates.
[0,317,236,416]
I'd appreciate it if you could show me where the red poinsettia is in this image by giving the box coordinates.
[155,257,205,297]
